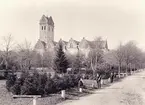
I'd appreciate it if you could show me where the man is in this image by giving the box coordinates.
[96,73,101,89]
[110,72,114,83]
[78,78,84,89]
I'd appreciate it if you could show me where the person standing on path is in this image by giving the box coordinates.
[110,72,114,83]
[96,73,101,89]
[78,78,84,89]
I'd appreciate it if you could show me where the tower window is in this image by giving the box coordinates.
[42,26,43,30]
[44,26,46,30]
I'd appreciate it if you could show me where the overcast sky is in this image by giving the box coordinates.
[0,0,145,50]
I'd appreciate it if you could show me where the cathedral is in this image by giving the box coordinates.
[34,15,109,57]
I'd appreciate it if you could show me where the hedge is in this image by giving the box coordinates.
[6,71,81,96]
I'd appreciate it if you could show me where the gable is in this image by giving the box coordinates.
[67,38,78,48]
[39,15,48,24]
[35,40,46,50]
[79,38,90,49]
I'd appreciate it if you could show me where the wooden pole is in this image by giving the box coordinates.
[61,90,65,99]
[79,88,83,93]
[33,96,37,105]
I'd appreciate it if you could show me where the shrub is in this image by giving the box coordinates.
[44,78,54,94]
[48,73,51,79]
[6,74,17,91]
[63,75,73,88]
[21,76,38,95]
[10,79,21,95]
[44,74,81,94]
[55,77,65,91]
[37,73,48,95]
[6,71,81,95]
[102,72,110,79]
[21,71,29,80]
[52,75,62,92]
[39,73,48,85]
[72,74,81,86]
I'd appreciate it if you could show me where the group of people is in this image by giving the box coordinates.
[78,72,115,89]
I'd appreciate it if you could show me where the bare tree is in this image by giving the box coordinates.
[42,51,54,69]
[140,52,145,69]
[17,39,33,70]
[114,43,125,77]
[129,45,143,71]
[105,41,144,77]
[123,41,142,74]
[88,37,104,71]
[1,34,15,70]
[87,37,104,79]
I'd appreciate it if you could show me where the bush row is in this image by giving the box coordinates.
[83,70,111,80]
[6,71,81,96]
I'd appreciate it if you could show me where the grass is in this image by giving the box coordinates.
[0,76,126,105]
[0,80,93,105]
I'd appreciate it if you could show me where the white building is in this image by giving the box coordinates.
[35,15,109,57]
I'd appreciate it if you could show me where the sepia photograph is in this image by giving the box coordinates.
[0,0,145,105]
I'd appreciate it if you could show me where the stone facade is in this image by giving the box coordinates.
[35,15,109,57]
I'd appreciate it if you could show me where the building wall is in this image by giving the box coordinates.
[35,15,109,57]
[39,24,54,43]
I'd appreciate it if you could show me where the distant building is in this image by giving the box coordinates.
[34,15,109,57]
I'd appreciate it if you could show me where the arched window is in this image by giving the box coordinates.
[44,26,46,30]
[42,26,43,30]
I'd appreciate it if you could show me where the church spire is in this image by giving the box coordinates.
[39,15,54,43]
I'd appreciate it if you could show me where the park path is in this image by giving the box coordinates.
[58,70,145,105]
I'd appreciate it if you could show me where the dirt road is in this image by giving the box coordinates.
[58,70,145,105]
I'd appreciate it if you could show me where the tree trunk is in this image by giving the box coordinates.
[126,64,128,76]
[118,65,121,78]
[91,60,95,78]
[130,63,132,75]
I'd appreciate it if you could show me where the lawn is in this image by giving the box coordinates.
[0,75,123,105]
[0,80,94,105]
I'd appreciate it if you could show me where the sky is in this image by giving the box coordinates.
[0,0,145,50]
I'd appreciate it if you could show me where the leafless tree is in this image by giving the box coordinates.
[17,39,33,70]
[91,37,104,69]
[1,34,15,70]
[105,41,144,76]
[88,37,104,76]
[123,41,142,74]
[113,43,125,77]
[31,49,55,71]
[130,46,143,70]
[42,51,54,68]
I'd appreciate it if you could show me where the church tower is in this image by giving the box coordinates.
[39,15,54,43]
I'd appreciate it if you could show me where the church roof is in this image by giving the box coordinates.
[66,38,79,48]
[88,40,107,49]
[40,15,54,26]
[53,41,58,46]
[35,39,108,49]
[78,37,108,49]
[48,16,54,26]
[79,37,90,48]
[34,40,46,50]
